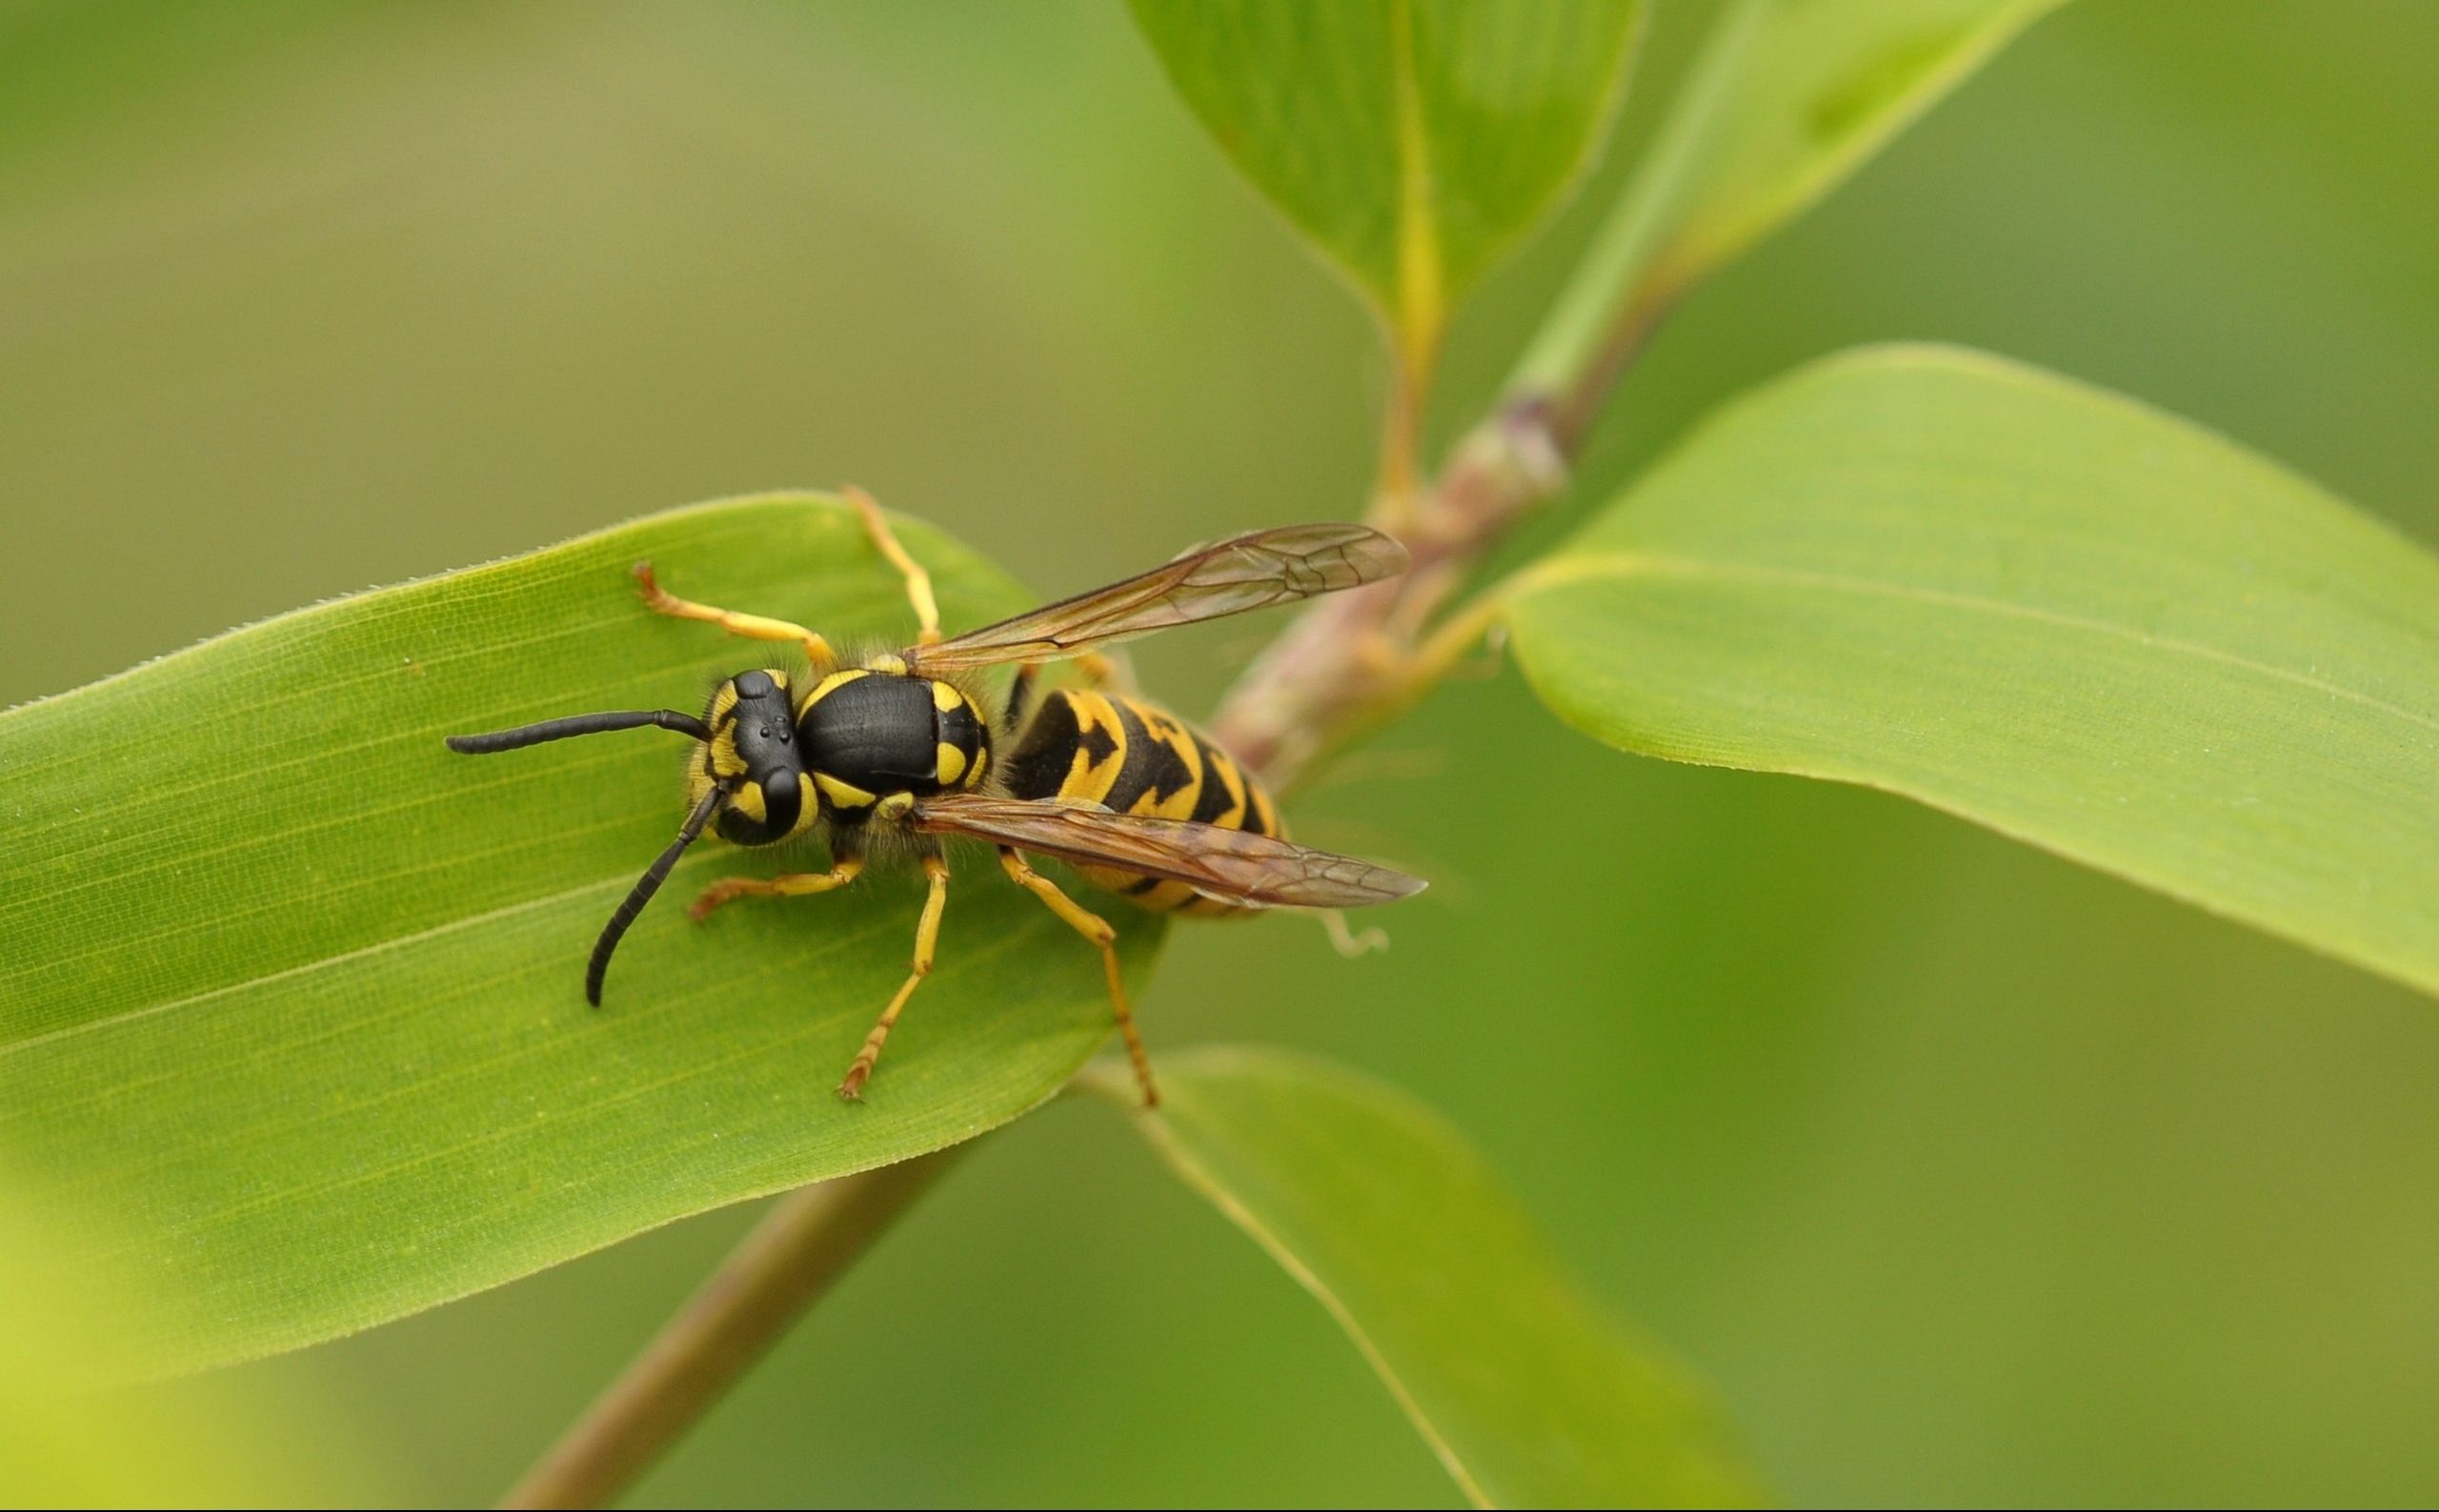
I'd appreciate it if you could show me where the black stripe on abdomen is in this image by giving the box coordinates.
[1000,688,1086,801]
[1190,736,1248,827]
[1102,697,1198,816]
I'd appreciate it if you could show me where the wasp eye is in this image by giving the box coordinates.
[759,725,773,738]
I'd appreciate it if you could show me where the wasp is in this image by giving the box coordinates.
[446,493,1422,1105]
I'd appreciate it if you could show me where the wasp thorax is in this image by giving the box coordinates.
[796,669,990,816]
[695,668,812,845]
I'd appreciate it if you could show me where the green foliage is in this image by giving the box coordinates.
[1088,1047,1764,1509]
[1508,346,2439,998]
[10,1,2437,1504]
[1519,0,2065,391]
[0,1165,381,1503]
[0,494,1160,1376]
[1128,0,1643,365]
[20,1,2402,1505]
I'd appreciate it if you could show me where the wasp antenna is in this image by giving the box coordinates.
[446,709,712,755]
[586,785,725,1007]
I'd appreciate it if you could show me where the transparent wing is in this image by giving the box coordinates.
[912,793,1425,910]
[906,522,1406,673]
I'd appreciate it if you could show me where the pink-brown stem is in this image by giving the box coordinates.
[499,1150,962,1510]
[504,163,1682,1512]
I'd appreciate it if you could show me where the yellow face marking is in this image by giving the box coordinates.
[712,671,796,778]
[865,654,910,675]
[706,684,746,776]
[963,743,990,790]
[930,679,963,713]
[730,781,769,822]
[815,772,877,810]
[877,791,915,820]
[936,740,968,786]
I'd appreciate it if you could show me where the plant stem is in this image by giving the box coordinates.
[499,1148,963,1511]
[1506,0,1758,416]
[505,24,1730,1499]
[1210,43,1730,790]
[1211,379,1596,793]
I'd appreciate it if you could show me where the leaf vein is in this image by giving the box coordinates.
[1528,550,2439,737]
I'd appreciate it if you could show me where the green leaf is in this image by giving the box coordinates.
[0,494,1162,1377]
[1506,345,2439,998]
[1130,0,1644,368]
[1083,1046,1763,1509]
[0,1163,385,1503]
[1516,0,2064,393]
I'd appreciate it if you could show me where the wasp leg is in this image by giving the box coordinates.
[843,486,942,647]
[634,562,835,667]
[838,852,951,1100]
[996,847,1158,1108]
[688,855,866,921]
[1320,908,1388,958]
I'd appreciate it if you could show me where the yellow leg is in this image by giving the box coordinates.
[838,854,951,1100]
[688,857,865,921]
[634,562,835,666]
[843,485,941,646]
[997,848,1158,1108]
[1320,908,1388,958]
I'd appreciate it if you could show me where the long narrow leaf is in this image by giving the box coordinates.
[1518,0,2064,394]
[1131,0,1644,366]
[0,494,1161,1376]
[1507,346,2439,997]
[1086,1046,1763,1508]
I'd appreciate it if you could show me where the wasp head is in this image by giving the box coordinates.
[694,668,815,845]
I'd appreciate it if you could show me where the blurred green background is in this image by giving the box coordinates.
[6,0,2439,1503]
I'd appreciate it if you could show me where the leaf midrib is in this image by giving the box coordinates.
[1083,1059,1497,1510]
[0,868,646,1061]
[1387,0,1443,364]
[1521,550,2439,737]
[79,914,1042,1273]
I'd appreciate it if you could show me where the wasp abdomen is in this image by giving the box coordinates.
[1001,688,1280,917]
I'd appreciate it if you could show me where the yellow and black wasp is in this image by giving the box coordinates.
[446,493,1422,1105]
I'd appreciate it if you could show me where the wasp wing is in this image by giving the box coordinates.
[912,793,1424,910]
[906,522,1405,674]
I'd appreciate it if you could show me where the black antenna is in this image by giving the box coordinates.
[447,709,711,755]
[587,784,724,1007]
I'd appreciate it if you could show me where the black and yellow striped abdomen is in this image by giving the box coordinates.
[998,688,1281,917]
